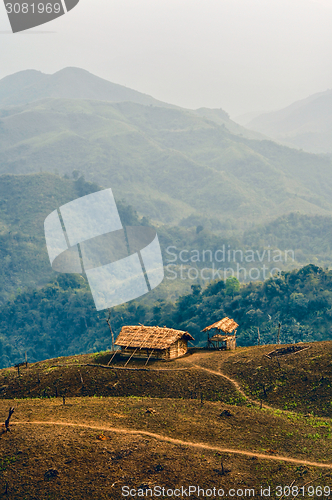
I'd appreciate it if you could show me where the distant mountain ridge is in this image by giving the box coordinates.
[246,89,332,154]
[0,67,178,109]
[1,96,332,225]
[1,98,332,225]
[1,68,332,227]
[0,67,266,142]
[194,107,267,141]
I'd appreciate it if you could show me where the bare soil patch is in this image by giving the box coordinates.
[1,398,332,499]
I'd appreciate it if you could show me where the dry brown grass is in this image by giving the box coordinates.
[1,342,332,498]
[180,342,332,416]
[0,397,332,499]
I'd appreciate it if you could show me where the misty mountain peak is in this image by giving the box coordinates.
[0,67,173,109]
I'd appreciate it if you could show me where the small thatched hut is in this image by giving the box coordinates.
[115,325,194,361]
[203,317,238,350]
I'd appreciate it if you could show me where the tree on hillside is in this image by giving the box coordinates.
[225,277,240,297]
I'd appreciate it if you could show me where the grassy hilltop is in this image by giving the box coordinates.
[0,342,332,499]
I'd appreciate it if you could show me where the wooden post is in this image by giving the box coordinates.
[145,349,155,366]
[15,361,27,375]
[25,351,28,368]
[124,331,153,367]
[62,388,67,406]
[257,327,260,346]
[124,348,139,367]
[277,322,281,344]
[4,407,14,432]
[106,309,115,352]
[107,349,118,366]
[262,384,267,398]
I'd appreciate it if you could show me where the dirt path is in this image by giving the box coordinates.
[192,364,247,397]
[190,363,272,409]
[13,420,332,469]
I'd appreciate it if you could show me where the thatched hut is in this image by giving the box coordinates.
[203,317,238,350]
[115,325,194,361]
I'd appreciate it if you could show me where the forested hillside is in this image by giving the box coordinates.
[1,71,332,372]
[1,264,331,368]
[1,97,332,225]
[243,212,332,264]
[0,172,148,303]
[2,172,332,306]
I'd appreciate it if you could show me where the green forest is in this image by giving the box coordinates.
[1,173,332,368]
[0,264,331,368]
[2,95,332,227]
[1,79,332,371]
[2,172,332,304]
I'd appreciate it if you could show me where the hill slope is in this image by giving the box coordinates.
[0,172,159,304]
[0,67,266,142]
[0,67,177,109]
[194,106,268,140]
[2,341,332,416]
[1,98,332,225]
[3,172,332,334]
[247,89,332,154]
[1,345,332,498]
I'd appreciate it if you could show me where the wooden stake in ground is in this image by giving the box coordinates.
[277,322,281,344]
[62,388,67,406]
[4,407,14,432]
[257,327,260,346]
[262,384,267,398]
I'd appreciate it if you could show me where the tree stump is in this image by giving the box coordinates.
[4,407,14,432]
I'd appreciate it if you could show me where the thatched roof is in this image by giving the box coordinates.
[115,325,194,350]
[203,317,238,333]
[210,334,235,342]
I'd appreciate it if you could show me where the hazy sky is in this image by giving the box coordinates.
[0,0,332,117]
